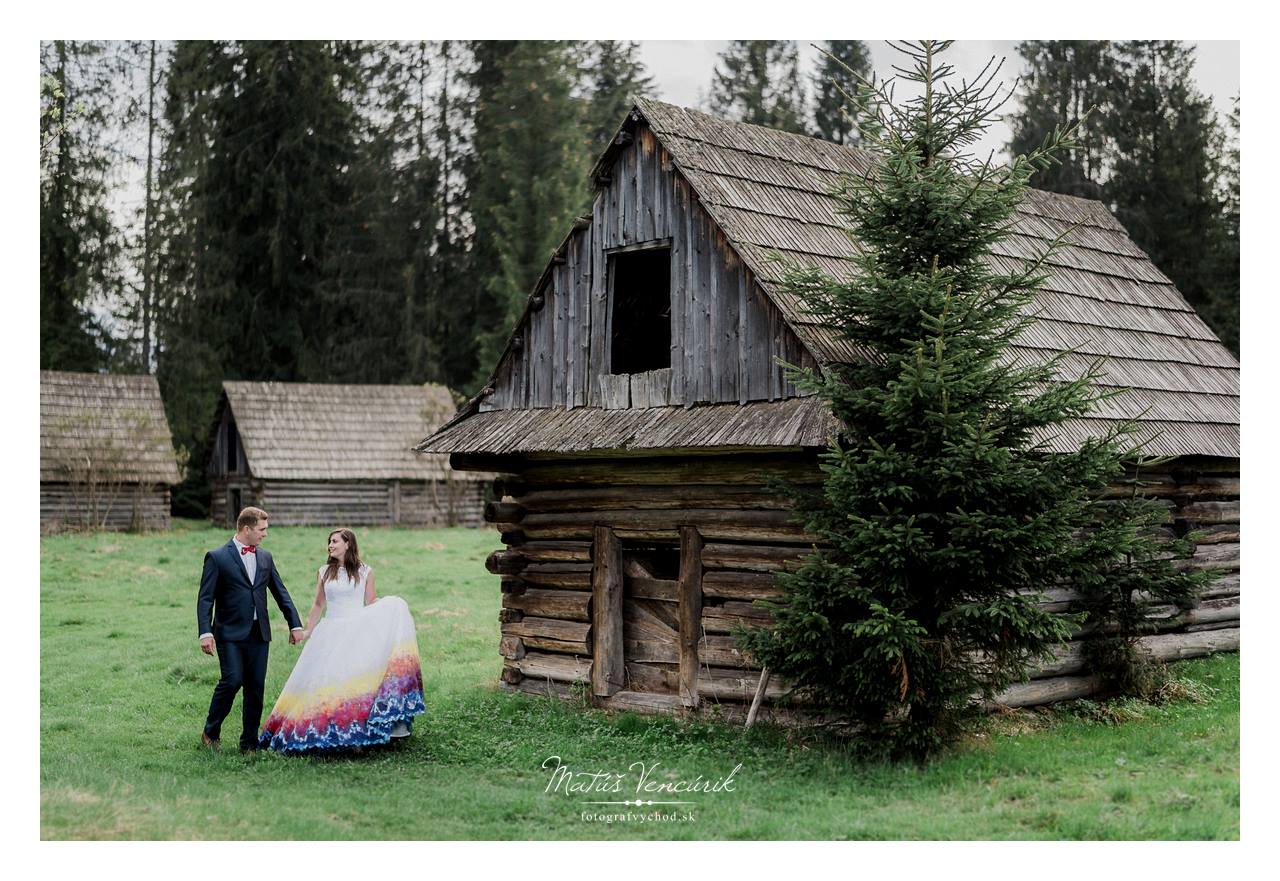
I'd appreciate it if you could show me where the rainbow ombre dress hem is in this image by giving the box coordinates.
[258,584,426,754]
[259,684,426,753]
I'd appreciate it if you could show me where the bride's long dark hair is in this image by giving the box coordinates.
[323,528,363,584]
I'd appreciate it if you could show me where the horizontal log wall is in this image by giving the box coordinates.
[208,479,486,528]
[489,453,1240,718]
[483,125,819,414]
[399,480,487,528]
[41,482,171,532]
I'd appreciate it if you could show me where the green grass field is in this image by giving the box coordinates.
[40,520,1240,840]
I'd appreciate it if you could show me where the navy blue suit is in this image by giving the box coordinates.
[197,540,302,748]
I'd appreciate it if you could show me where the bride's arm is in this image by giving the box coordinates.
[363,568,377,606]
[303,572,326,637]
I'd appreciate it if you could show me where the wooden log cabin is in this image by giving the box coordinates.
[416,99,1240,720]
[208,380,488,528]
[40,370,182,532]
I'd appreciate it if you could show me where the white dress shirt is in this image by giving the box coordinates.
[233,536,258,586]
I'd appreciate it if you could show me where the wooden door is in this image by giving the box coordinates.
[592,526,704,707]
[621,545,682,693]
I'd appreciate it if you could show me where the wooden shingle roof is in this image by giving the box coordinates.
[629,99,1239,459]
[422,100,1239,461]
[425,397,837,455]
[221,381,462,481]
[40,371,181,484]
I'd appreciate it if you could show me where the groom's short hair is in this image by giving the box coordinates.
[236,506,269,530]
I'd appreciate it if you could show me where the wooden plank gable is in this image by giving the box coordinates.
[479,125,819,414]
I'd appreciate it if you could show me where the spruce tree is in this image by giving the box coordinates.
[1207,97,1239,354]
[811,40,872,145]
[465,40,592,390]
[740,41,1200,759]
[1007,41,1117,200]
[583,41,655,151]
[431,40,481,393]
[104,39,170,375]
[152,40,226,514]
[341,40,445,385]
[153,40,365,512]
[709,40,807,134]
[1105,41,1236,354]
[40,40,120,371]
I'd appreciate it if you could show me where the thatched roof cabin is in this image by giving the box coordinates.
[40,370,182,531]
[209,380,486,528]
[417,100,1240,718]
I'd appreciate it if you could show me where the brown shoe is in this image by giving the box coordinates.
[201,732,220,750]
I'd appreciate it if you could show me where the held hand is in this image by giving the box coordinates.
[200,637,215,656]
[288,629,301,645]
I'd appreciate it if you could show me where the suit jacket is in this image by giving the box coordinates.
[196,540,302,642]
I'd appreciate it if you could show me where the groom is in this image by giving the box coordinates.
[197,506,304,752]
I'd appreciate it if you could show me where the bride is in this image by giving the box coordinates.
[259,528,425,752]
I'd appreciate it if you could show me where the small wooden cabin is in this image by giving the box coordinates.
[417,100,1240,720]
[40,370,182,531]
[209,381,486,528]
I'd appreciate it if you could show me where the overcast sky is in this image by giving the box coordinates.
[640,40,1240,161]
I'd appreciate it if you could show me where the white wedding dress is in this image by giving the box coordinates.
[259,563,425,752]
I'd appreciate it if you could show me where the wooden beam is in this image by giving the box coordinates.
[483,501,526,524]
[698,634,755,667]
[746,667,771,727]
[517,541,593,563]
[628,576,678,601]
[519,508,815,543]
[503,616,591,655]
[592,526,625,697]
[502,677,577,701]
[502,588,592,622]
[512,651,591,684]
[700,601,774,634]
[1174,542,1240,573]
[513,484,794,512]
[1024,627,1242,680]
[698,666,793,701]
[486,549,526,575]
[520,565,592,589]
[678,526,703,708]
[1176,501,1240,525]
[701,570,783,600]
[601,690,686,714]
[701,542,813,572]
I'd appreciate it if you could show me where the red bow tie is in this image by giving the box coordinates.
[241,545,257,555]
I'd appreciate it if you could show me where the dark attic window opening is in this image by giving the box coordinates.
[225,419,238,473]
[609,246,671,375]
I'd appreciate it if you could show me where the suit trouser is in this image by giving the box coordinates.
[204,626,269,749]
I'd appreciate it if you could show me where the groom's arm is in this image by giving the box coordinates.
[267,563,305,637]
[197,552,217,649]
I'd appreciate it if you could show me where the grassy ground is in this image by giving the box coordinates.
[40,520,1239,840]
